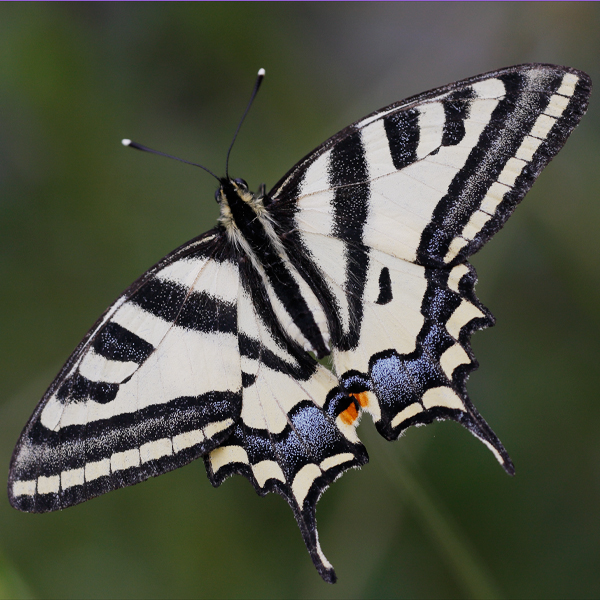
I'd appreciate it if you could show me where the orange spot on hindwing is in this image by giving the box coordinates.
[350,392,369,408]
[339,401,359,426]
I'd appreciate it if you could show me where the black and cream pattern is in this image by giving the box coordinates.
[9,64,591,583]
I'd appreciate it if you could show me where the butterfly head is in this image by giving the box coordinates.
[216,177,270,237]
[215,177,252,204]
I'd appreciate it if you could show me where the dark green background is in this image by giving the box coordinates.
[1,3,599,599]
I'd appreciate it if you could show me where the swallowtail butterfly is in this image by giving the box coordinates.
[9,64,591,583]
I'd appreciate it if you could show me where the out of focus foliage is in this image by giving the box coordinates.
[1,3,599,599]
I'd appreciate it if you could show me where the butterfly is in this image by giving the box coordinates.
[9,64,591,583]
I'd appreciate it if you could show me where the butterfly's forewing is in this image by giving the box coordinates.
[8,230,244,512]
[269,64,591,469]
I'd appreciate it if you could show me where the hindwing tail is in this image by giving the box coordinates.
[205,267,367,583]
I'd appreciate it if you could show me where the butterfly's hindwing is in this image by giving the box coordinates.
[205,262,367,583]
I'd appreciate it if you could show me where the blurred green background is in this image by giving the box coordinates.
[1,3,599,599]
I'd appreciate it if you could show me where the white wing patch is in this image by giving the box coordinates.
[157,256,240,303]
[470,77,506,101]
[299,149,332,198]
[252,460,286,487]
[78,351,138,384]
[439,344,471,380]
[333,250,427,375]
[361,119,398,178]
[422,387,464,411]
[446,300,485,340]
[294,232,352,336]
[416,102,446,159]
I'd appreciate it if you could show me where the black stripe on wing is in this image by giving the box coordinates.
[56,373,119,404]
[384,109,419,169]
[329,131,370,351]
[11,391,241,512]
[441,88,475,147]
[93,322,154,363]
[131,281,237,334]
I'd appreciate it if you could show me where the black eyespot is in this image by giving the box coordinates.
[234,178,248,189]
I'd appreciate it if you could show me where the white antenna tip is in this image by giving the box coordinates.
[121,138,132,146]
[258,68,265,77]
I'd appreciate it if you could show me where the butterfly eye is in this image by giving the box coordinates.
[214,189,222,203]
[234,178,248,190]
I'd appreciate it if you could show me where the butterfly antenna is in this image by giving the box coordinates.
[225,68,266,179]
[121,139,220,182]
